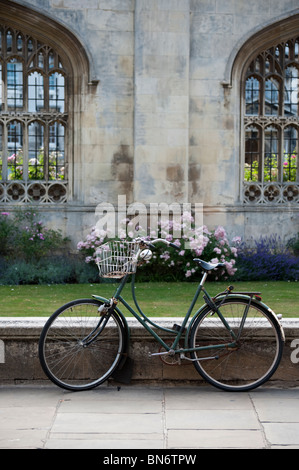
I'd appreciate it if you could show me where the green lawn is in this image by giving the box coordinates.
[0,280,298,317]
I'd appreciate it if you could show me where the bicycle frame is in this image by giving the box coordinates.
[39,236,285,392]
[93,270,238,359]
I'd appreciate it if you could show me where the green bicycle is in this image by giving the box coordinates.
[38,238,285,392]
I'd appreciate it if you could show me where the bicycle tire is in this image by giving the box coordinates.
[39,298,126,391]
[189,297,284,392]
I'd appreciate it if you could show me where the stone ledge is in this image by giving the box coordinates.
[0,317,299,386]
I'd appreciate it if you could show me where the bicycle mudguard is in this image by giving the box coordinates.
[222,294,285,342]
[243,295,285,341]
[91,294,133,382]
[214,291,262,301]
[92,294,130,338]
[215,293,282,319]
[184,294,285,349]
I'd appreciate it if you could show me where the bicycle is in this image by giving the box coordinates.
[38,238,285,392]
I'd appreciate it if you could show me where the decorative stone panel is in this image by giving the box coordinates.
[243,182,299,204]
[0,182,67,203]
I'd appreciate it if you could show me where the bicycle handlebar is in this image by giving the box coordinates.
[137,237,181,251]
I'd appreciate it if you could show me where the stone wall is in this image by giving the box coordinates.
[0,0,298,245]
[0,317,299,386]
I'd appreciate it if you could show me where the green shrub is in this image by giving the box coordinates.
[233,235,299,281]
[0,208,78,285]
[0,209,69,262]
[0,256,99,285]
[77,216,241,282]
[0,212,17,257]
[287,233,299,256]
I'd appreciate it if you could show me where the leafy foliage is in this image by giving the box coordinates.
[77,213,241,282]
[233,235,299,281]
[0,209,69,261]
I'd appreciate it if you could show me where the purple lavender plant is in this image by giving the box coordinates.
[234,234,299,281]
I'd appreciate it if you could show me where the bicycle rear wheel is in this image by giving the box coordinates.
[39,299,126,391]
[189,297,284,391]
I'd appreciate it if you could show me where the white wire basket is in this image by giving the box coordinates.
[96,240,139,279]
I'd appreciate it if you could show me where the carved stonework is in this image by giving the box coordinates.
[243,182,299,204]
[0,182,67,203]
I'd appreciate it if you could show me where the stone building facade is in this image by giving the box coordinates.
[0,0,298,245]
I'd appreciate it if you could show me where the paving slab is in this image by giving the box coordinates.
[262,423,299,448]
[167,429,265,449]
[166,408,260,430]
[0,384,299,450]
[164,388,253,410]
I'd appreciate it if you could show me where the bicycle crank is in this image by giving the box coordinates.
[149,348,181,365]
[149,348,219,364]
[180,353,219,362]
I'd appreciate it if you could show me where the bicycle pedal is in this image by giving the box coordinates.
[172,324,186,333]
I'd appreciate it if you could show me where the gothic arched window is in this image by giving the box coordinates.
[243,37,299,204]
[0,26,68,203]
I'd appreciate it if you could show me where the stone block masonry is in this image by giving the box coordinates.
[0,0,298,251]
[0,317,299,386]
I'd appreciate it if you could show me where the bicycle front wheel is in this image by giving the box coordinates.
[39,299,126,391]
[189,297,284,391]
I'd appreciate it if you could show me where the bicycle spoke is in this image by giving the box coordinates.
[190,298,284,391]
[39,300,125,391]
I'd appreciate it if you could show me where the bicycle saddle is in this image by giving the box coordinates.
[193,258,226,271]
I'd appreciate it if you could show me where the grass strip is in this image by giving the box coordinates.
[0,280,297,317]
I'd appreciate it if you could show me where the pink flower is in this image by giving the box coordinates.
[231,247,238,257]
[225,260,237,276]
[173,239,181,248]
[214,226,226,240]
[160,252,170,261]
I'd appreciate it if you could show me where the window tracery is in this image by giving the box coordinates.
[0,26,67,203]
[243,37,299,204]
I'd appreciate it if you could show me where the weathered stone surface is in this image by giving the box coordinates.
[0,0,298,244]
[0,317,298,386]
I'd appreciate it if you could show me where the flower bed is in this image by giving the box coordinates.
[77,213,241,282]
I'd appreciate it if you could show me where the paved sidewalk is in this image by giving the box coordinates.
[1,384,299,450]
